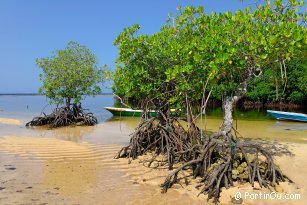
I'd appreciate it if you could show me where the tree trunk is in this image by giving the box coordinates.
[275,78,279,101]
[73,103,79,117]
[222,82,247,140]
[66,98,71,109]
[222,97,235,134]
[222,96,240,144]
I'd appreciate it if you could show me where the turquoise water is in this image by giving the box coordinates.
[0,95,133,145]
[1,95,306,142]
[0,95,115,122]
[1,95,306,122]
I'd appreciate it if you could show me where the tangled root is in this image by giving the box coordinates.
[115,112,290,204]
[161,132,290,204]
[115,117,202,169]
[26,106,98,128]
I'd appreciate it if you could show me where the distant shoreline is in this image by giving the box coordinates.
[0,93,113,96]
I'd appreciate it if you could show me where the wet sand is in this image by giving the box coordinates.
[0,117,307,204]
[0,118,22,125]
[0,118,206,205]
[0,136,206,205]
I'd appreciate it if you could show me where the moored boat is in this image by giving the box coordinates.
[104,107,177,117]
[267,110,307,122]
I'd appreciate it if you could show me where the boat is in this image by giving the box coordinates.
[267,110,307,122]
[104,107,177,117]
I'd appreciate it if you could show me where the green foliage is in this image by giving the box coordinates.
[37,41,104,105]
[113,0,307,109]
[286,60,307,102]
[247,69,279,102]
[113,24,198,109]
[247,59,307,103]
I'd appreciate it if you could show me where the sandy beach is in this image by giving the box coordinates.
[0,135,206,205]
[0,117,307,205]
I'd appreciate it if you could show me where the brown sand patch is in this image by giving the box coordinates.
[115,143,307,205]
[0,118,22,125]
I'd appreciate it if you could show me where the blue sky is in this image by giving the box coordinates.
[0,0,299,93]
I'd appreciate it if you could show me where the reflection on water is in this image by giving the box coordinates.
[105,116,141,128]
[0,94,306,143]
[106,115,307,143]
[44,125,95,142]
[2,124,97,143]
[198,117,307,143]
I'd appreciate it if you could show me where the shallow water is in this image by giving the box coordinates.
[108,115,307,143]
[0,95,115,122]
[0,95,307,204]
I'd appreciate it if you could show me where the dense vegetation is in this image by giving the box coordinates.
[114,47,306,107]
[26,41,104,127]
[114,59,307,106]
[114,0,306,203]
[247,59,307,103]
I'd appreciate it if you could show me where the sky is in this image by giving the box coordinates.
[0,0,304,93]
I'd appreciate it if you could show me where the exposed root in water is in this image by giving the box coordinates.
[26,105,98,128]
[161,132,290,204]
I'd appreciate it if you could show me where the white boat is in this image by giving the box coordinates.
[267,110,307,122]
[104,107,177,117]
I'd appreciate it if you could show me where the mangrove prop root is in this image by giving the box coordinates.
[115,117,202,168]
[26,106,98,128]
[116,117,289,204]
[161,132,290,204]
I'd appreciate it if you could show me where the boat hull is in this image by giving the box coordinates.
[267,110,307,122]
[104,107,177,117]
[106,108,156,117]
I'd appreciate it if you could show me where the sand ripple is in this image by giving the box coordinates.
[1,136,306,204]
[0,136,208,204]
[0,136,118,160]
[0,136,122,196]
